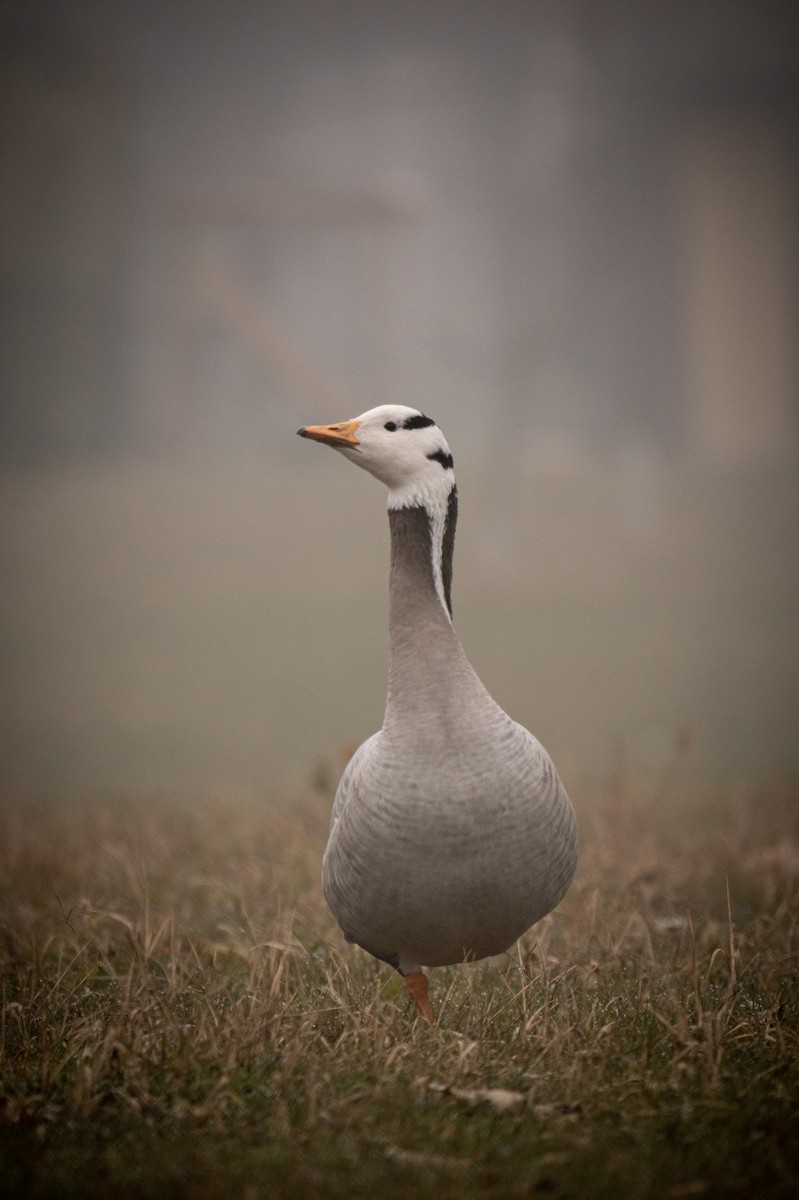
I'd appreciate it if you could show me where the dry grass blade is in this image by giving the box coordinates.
[429,1081,528,1114]
[0,781,797,1199]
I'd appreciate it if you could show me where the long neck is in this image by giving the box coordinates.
[384,488,463,724]
[389,486,457,618]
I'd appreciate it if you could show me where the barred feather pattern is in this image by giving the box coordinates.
[322,500,577,970]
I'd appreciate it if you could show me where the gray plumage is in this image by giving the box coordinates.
[299,405,577,987]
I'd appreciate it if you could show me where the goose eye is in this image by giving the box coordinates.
[384,421,397,431]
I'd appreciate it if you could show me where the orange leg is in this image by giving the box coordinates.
[403,970,433,1022]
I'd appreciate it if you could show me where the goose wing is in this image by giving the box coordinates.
[328,731,381,835]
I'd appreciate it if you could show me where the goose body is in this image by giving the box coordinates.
[299,406,577,1018]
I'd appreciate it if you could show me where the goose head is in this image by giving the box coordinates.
[298,405,454,510]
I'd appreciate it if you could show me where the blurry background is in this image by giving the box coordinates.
[1,0,797,795]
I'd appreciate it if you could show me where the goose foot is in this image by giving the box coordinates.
[403,970,433,1022]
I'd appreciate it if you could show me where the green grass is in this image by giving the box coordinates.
[1,774,797,1198]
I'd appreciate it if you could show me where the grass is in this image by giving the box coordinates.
[1,772,798,1198]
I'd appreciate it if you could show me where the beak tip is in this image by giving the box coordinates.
[297,419,360,448]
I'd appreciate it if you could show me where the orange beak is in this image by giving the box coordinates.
[297,419,361,448]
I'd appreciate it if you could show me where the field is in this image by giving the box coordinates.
[1,772,797,1198]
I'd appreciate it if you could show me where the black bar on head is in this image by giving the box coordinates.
[427,449,454,471]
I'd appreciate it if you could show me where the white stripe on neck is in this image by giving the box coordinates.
[388,479,454,620]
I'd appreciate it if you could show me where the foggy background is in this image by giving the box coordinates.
[1,0,798,795]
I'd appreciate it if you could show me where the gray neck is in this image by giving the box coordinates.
[384,488,464,724]
[388,487,457,616]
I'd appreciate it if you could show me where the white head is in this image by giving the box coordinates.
[298,404,455,511]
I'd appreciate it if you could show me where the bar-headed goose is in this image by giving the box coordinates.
[298,406,577,1021]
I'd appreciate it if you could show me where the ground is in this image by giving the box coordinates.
[1,772,797,1198]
